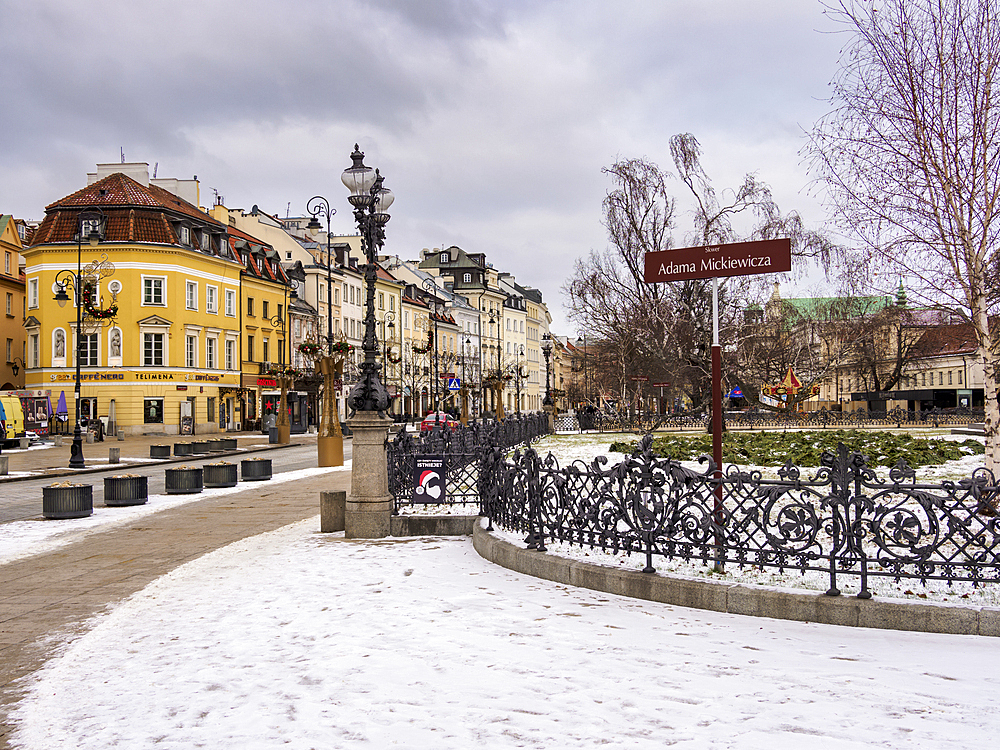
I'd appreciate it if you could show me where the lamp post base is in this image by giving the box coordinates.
[276,424,291,444]
[69,425,85,469]
[345,410,392,539]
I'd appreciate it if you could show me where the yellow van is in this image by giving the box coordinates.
[0,395,25,440]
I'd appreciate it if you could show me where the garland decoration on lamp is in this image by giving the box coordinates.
[264,365,299,378]
[330,341,354,354]
[412,330,434,355]
[386,349,402,365]
[81,282,117,320]
[297,342,322,357]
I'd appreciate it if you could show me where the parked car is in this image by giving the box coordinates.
[420,412,460,432]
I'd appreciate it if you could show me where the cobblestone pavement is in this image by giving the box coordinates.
[0,432,352,750]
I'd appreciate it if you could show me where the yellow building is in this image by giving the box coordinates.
[0,215,26,390]
[23,165,288,436]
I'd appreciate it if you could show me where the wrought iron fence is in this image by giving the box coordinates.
[387,413,550,512]
[482,435,1000,597]
[554,407,985,433]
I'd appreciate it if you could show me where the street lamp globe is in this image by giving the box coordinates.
[341,145,377,207]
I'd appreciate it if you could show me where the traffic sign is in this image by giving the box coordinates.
[446,377,461,392]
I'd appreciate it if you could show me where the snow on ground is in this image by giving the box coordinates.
[0,464,351,566]
[10,519,1000,749]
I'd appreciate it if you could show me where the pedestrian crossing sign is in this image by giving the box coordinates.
[447,377,461,391]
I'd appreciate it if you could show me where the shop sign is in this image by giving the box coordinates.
[258,377,277,387]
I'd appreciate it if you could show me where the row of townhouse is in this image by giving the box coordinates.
[10,161,562,435]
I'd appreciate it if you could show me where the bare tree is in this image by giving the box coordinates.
[806,0,1000,466]
[566,134,835,412]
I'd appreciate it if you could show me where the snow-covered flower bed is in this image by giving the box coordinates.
[408,431,999,606]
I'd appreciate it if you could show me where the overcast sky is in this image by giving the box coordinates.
[1,0,845,333]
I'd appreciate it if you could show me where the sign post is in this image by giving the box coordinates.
[644,238,791,564]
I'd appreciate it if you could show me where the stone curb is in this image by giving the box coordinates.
[471,519,1000,637]
[391,515,479,537]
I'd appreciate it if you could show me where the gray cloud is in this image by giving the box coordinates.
[1,0,844,332]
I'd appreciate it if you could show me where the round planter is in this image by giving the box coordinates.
[219,437,238,451]
[43,484,93,519]
[203,462,238,488]
[174,442,193,457]
[190,440,212,454]
[207,439,227,453]
[165,467,203,494]
[150,444,171,459]
[104,475,148,506]
[240,458,272,481]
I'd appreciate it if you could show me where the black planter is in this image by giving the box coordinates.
[165,467,203,494]
[174,442,193,457]
[207,438,227,453]
[219,437,238,451]
[43,484,93,519]
[240,458,272,481]
[190,440,212,454]
[203,462,238,488]
[150,444,171,459]
[104,475,148,506]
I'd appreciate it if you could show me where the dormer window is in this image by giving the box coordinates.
[440,251,449,264]
[199,232,210,252]
[178,226,190,245]
[463,272,472,283]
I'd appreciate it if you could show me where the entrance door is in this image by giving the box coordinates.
[80,397,97,426]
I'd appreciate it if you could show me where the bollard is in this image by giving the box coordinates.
[117,430,125,441]
[19,437,28,450]
[109,447,120,463]
[0,455,7,475]
[54,436,63,447]
[320,490,346,533]
[86,432,94,444]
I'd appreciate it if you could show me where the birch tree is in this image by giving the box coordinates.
[806,0,1000,468]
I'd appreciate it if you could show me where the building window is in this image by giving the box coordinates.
[389,295,395,311]
[948,371,953,385]
[225,339,235,370]
[143,277,165,306]
[5,339,11,363]
[4,252,10,274]
[247,297,255,316]
[959,370,963,385]
[379,292,384,310]
[28,278,38,309]
[186,335,197,367]
[334,287,340,305]
[144,398,164,424]
[186,281,198,310]
[263,338,270,363]
[262,300,269,319]
[29,333,39,368]
[225,289,236,317]
[178,226,190,245]
[206,286,218,313]
[5,293,11,316]
[277,304,283,321]
[143,333,164,366]
[78,333,98,366]
[206,337,217,369]
[200,232,210,252]
[247,335,255,362]
[463,272,472,283]
[440,251,449,263]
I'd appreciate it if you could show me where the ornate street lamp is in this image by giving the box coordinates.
[381,310,396,414]
[342,144,393,415]
[515,344,525,415]
[541,334,553,407]
[340,144,394,539]
[305,197,337,353]
[421,278,442,420]
[54,208,109,469]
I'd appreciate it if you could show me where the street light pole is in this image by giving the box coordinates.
[381,310,395,414]
[341,144,392,416]
[305,197,337,354]
[54,209,104,469]
[421,278,441,419]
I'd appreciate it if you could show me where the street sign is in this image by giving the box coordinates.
[643,238,792,283]
[630,376,649,382]
[446,377,461,392]
[652,382,671,388]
